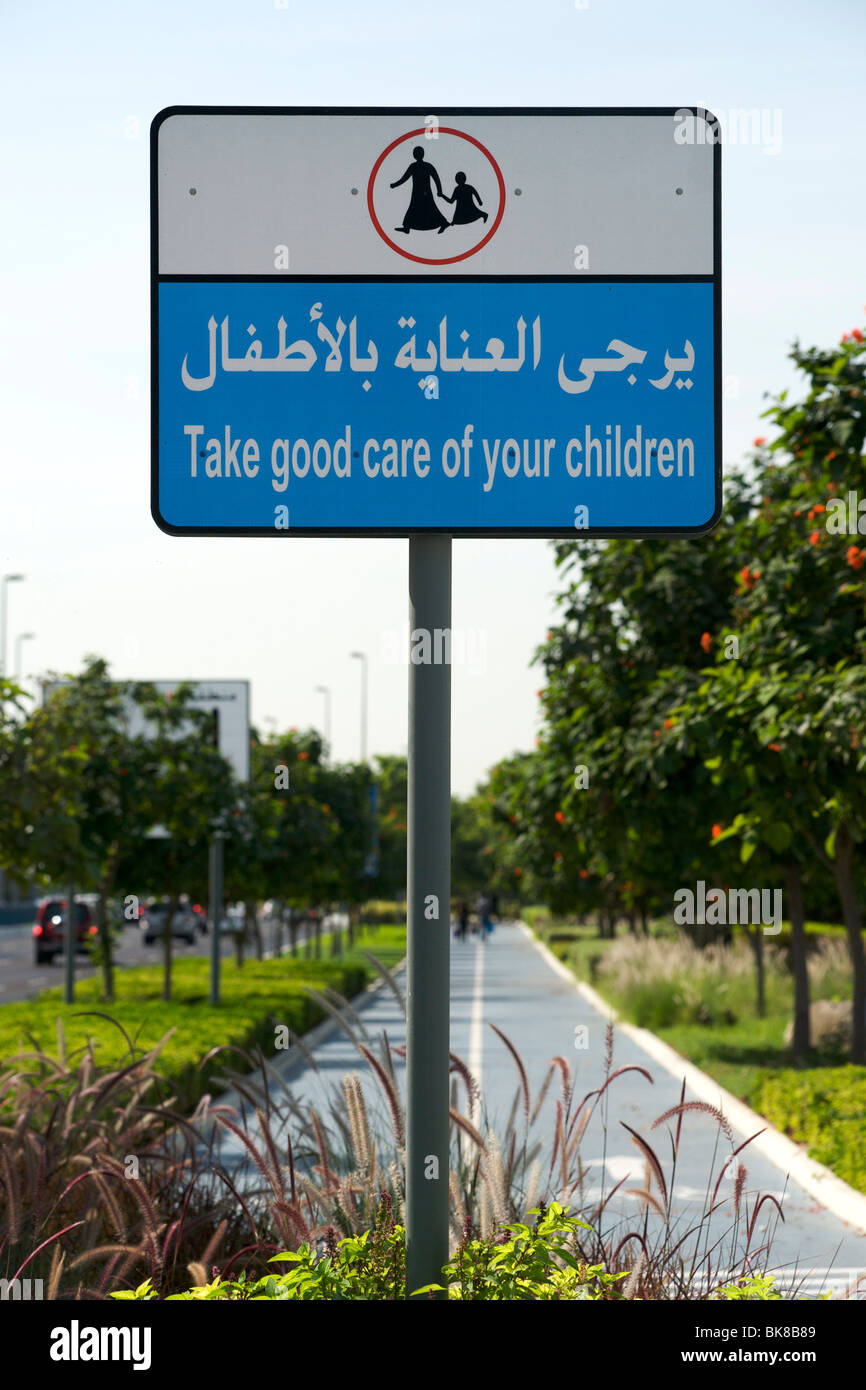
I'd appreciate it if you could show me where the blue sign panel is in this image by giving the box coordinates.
[152,109,721,537]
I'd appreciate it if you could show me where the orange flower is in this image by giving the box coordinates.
[794,509,801,517]
[555,810,565,824]
[298,750,309,761]
[653,729,660,738]
[554,851,563,862]
[847,546,865,570]
[700,631,712,653]
[753,436,766,446]
[852,328,864,342]
[768,743,781,752]
[827,451,836,461]
[712,823,723,839]
[514,867,523,877]
[664,717,675,729]
[546,630,554,640]
[579,868,589,880]
[827,481,838,494]
[813,503,826,514]
[809,531,820,546]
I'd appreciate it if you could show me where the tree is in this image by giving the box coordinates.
[129,682,236,1002]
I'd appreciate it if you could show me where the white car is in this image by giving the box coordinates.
[220,903,247,936]
[140,901,200,946]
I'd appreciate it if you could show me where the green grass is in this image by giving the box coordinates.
[0,925,406,1112]
[533,916,866,1192]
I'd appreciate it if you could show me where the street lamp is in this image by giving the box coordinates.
[349,651,368,763]
[14,632,35,682]
[0,574,25,678]
[314,684,332,756]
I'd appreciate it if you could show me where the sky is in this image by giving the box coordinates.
[1,0,864,794]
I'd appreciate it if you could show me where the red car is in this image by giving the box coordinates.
[33,897,97,965]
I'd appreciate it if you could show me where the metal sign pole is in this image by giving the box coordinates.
[405,534,452,1300]
[64,882,75,1004]
[209,834,223,1005]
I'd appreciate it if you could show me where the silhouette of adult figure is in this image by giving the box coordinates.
[390,146,449,234]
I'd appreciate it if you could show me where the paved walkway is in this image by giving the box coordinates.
[213,922,866,1296]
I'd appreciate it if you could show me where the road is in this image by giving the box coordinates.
[0,911,341,1002]
[212,920,866,1298]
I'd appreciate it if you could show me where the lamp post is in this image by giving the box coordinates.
[314,684,331,758]
[0,574,25,678]
[14,632,35,682]
[349,651,368,763]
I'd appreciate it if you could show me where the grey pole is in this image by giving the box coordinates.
[64,884,75,1004]
[209,834,224,1005]
[314,684,331,757]
[0,574,25,679]
[405,535,451,1299]
[350,651,368,763]
[14,632,35,681]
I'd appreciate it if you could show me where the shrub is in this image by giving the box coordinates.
[751,1067,866,1194]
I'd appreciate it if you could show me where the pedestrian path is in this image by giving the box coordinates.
[214,921,866,1297]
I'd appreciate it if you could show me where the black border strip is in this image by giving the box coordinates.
[150,106,721,540]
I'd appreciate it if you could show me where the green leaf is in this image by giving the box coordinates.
[762,822,792,853]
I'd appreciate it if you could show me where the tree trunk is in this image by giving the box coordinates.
[627,910,637,936]
[248,900,262,961]
[749,922,766,1018]
[162,896,177,1003]
[235,918,244,969]
[288,907,297,958]
[314,916,321,961]
[786,862,810,1061]
[834,822,866,1065]
[96,889,114,1001]
[97,847,121,1001]
[640,902,649,937]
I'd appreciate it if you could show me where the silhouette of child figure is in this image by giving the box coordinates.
[444,172,488,226]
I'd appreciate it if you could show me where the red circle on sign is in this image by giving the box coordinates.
[367,126,506,266]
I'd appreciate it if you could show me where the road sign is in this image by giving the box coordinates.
[151,107,721,538]
[125,680,250,782]
[43,678,250,781]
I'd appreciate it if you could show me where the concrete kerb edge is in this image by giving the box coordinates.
[203,953,408,1126]
[520,921,866,1237]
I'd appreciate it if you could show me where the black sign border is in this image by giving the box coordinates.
[150,105,722,539]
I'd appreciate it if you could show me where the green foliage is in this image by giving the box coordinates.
[113,1201,627,1301]
[0,927,406,1112]
[713,1273,828,1300]
[423,1203,627,1301]
[751,1066,866,1194]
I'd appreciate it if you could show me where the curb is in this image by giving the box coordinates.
[208,953,407,1119]
[521,922,866,1238]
